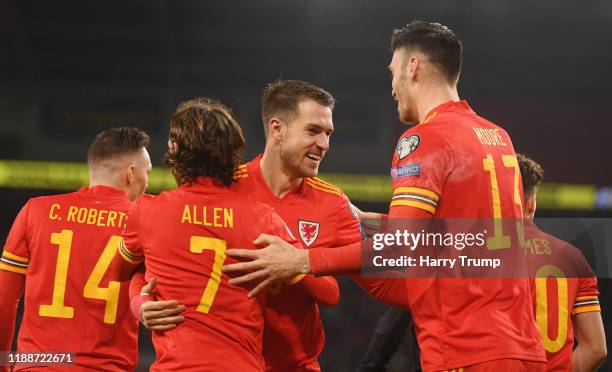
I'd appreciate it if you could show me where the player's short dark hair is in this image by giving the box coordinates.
[87,127,150,165]
[261,80,335,134]
[391,20,463,83]
[164,97,245,186]
[517,153,544,198]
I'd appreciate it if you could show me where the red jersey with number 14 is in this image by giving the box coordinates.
[119,178,297,372]
[388,100,545,371]
[0,186,138,371]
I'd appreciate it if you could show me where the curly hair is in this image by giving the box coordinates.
[164,97,245,186]
[87,126,150,165]
[517,153,544,198]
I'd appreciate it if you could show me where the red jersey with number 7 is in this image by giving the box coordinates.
[0,185,138,371]
[119,177,298,372]
[388,100,546,371]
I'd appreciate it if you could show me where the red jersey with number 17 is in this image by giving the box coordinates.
[388,100,545,371]
[233,155,363,371]
[119,177,297,372]
[0,185,138,371]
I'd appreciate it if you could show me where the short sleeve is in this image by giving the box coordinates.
[390,126,453,217]
[335,196,365,246]
[119,198,144,265]
[572,253,600,315]
[0,201,31,275]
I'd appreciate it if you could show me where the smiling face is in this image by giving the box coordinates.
[389,49,418,124]
[278,99,333,178]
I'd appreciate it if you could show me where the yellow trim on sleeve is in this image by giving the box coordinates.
[392,186,439,201]
[2,250,29,263]
[575,295,598,301]
[305,180,342,197]
[287,274,306,285]
[311,177,342,193]
[118,248,143,265]
[0,262,27,275]
[390,200,436,214]
[573,305,601,315]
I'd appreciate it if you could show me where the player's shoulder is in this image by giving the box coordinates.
[304,177,346,201]
[23,190,81,211]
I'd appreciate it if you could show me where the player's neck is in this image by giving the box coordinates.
[260,151,302,198]
[89,178,125,191]
[417,84,460,122]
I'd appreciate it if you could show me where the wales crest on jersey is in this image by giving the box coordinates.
[298,220,320,247]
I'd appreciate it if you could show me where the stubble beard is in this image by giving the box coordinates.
[279,140,314,180]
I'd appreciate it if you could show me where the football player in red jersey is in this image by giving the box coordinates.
[115,98,300,371]
[0,127,151,371]
[223,21,548,372]
[132,82,363,371]
[518,154,606,371]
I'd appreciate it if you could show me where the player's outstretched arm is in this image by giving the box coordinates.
[572,311,607,372]
[129,272,185,331]
[350,202,386,237]
[0,270,25,370]
[295,275,340,306]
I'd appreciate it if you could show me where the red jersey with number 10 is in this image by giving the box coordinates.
[389,101,546,371]
[119,178,297,372]
[0,186,138,371]
[524,221,600,372]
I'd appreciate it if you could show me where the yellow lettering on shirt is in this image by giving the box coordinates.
[63,206,126,228]
[49,204,61,220]
[107,211,117,227]
[116,212,128,229]
[523,238,552,256]
[67,206,78,222]
[181,204,234,228]
[96,210,108,227]
[473,128,507,146]
[181,205,192,224]
[87,208,98,225]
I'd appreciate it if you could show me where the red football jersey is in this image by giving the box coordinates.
[0,186,138,371]
[232,155,363,371]
[524,221,600,372]
[388,100,545,371]
[119,177,297,372]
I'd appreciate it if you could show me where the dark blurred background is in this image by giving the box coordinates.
[1,0,611,370]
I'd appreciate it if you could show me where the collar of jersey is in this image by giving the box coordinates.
[79,185,128,199]
[181,177,228,193]
[250,154,305,205]
[419,99,473,125]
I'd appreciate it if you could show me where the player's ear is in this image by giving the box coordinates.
[525,194,537,218]
[407,56,418,80]
[126,164,136,186]
[268,117,283,142]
